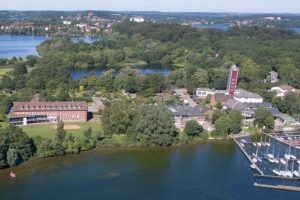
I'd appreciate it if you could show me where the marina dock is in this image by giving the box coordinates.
[232,137,264,175]
[254,183,300,192]
[254,174,300,181]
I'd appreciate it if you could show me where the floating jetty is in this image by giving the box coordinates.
[254,183,300,192]
[232,137,264,175]
[254,174,300,181]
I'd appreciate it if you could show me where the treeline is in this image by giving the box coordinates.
[0,121,99,169]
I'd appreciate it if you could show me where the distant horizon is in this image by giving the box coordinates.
[1,10,300,15]
[2,0,300,14]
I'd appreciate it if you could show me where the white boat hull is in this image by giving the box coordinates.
[273,169,281,176]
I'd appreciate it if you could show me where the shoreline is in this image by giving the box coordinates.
[0,137,229,171]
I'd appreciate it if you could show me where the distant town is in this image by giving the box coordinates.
[1,11,300,36]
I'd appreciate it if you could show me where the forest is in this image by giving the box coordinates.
[1,22,300,116]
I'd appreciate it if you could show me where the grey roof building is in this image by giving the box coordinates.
[224,99,252,118]
[247,102,273,109]
[170,105,209,117]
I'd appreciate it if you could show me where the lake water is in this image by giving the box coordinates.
[1,141,299,200]
[191,24,229,31]
[0,35,101,59]
[71,67,171,80]
[289,28,300,33]
[0,35,47,58]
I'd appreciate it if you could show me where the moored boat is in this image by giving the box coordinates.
[293,171,300,177]
[257,142,262,147]
[272,169,281,176]
[274,158,279,164]
[9,171,16,178]
[268,158,275,163]
[267,154,274,159]
[250,164,256,169]
[280,158,287,165]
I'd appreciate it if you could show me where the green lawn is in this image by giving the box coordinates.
[0,67,13,76]
[21,120,102,139]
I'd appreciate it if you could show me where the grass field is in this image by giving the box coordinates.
[0,67,13,76]
[21,120,102,139]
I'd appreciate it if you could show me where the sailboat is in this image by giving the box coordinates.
[272,169,281,176]
[274,145,280,164]
[280,158,287,165]
[265,135,271,147]
[252,157,258,163]
[250,164,256,169]
[292,160,300,177]
[284,143,296,160]
[280,159,293,178]
[269,158,275,163]
[257,142,262,147]
[267,146,275,159]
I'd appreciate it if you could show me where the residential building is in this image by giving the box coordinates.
[8,97,88,125]
[274,113,296,126]
[270,85,296,97]
[210,93,232,106]
[62,20,72,25]
[233,89,263,103]
[196,88,219,98]
[169,105,209,129]
[223,99,252,118]
[130,17,145,23]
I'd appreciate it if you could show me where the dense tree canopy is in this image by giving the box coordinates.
[0,125,34,168]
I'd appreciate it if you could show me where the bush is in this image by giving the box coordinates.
[184,120,204,136]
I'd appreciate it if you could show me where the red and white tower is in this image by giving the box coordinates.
[226,64,239,96]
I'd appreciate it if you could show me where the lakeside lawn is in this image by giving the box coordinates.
[21,120,102,139]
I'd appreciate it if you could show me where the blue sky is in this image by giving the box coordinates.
[1,0,300,13]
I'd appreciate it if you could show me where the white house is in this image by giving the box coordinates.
[130,17,145,23]
[233,89,263,103]
[270,85,296,97]
[63,20,72,25]
[196,88,226,98]
[196,88,216,98]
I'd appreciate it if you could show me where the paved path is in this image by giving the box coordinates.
[174,88,197,107]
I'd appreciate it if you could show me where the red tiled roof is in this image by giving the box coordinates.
[12,101,88,112]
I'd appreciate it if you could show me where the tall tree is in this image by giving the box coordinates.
[56,120,66,143]
[184,120,204,136]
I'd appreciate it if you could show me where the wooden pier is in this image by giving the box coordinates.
[254,183,300,192]
[233,137,264,175]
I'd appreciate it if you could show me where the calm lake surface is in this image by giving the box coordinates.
[0,35,100,59]
[71,67,171,80]
[290,28,300,33]
[1,141,299,200]
[0,35,47,58]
